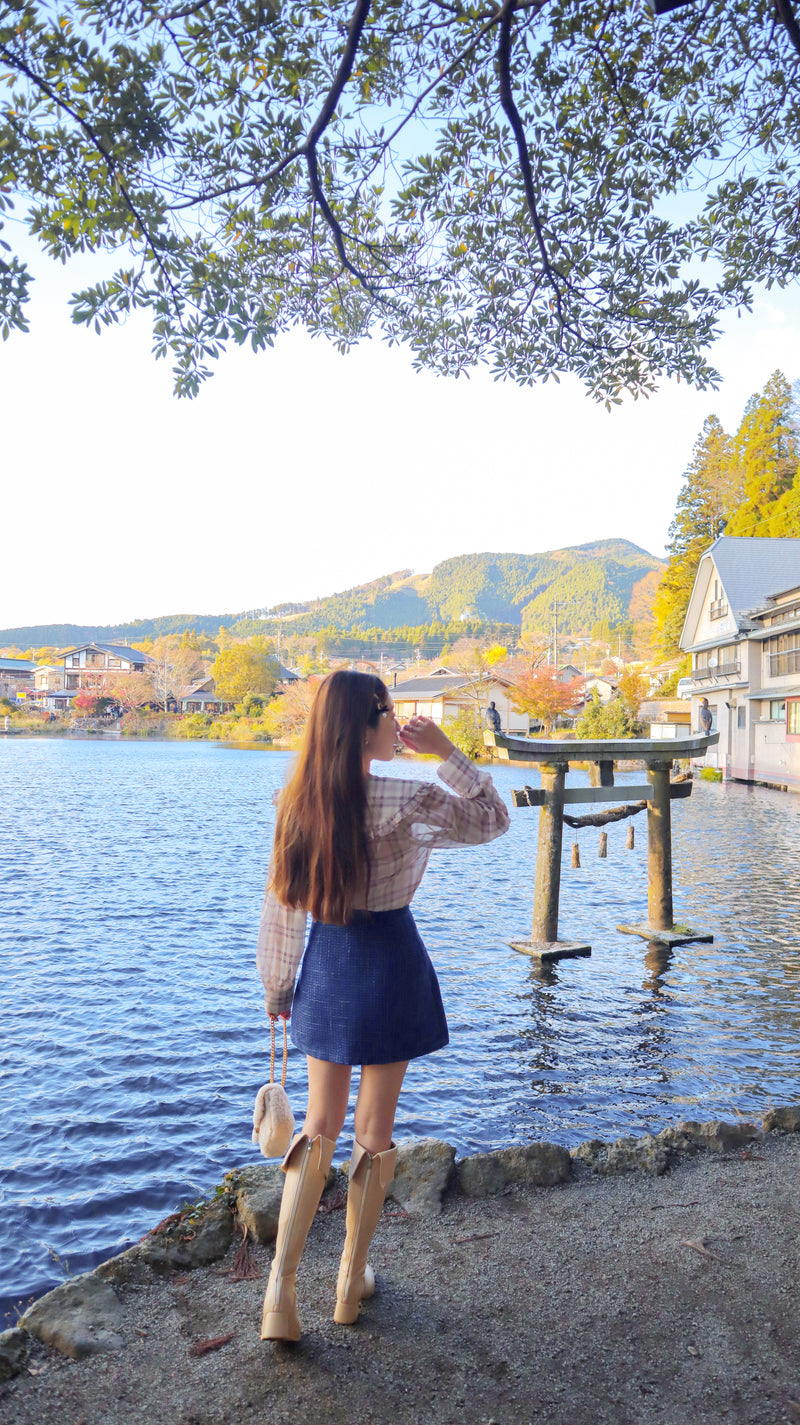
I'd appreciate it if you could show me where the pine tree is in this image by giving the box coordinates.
[654,415,734,656]
[725,371,799,536]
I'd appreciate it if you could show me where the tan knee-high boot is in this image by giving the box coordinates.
[261,1132,335,1342]
[334,1140,397,1326]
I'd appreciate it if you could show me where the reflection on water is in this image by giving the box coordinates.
[1,738,799,1324]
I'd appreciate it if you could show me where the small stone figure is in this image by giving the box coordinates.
[485,700,501,733]
[699,697,713,734]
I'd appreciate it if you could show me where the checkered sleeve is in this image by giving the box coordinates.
[403,748,510,847]
[255,885,308,1017]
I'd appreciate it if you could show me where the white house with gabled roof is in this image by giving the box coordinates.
[392,671,530,733]
[679,537,800,791]
[59,642,155,692]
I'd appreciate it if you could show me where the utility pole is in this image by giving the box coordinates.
[552,597,572,670]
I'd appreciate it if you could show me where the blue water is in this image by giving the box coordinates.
[1,736,799,1326]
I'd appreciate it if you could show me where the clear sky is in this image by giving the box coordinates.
[2,236,799,632]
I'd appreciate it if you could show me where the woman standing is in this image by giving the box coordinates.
[256,669,509,1341]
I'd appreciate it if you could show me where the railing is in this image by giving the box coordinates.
[769,649,800,678]
[709,600,729,620]
[693,660,740,680]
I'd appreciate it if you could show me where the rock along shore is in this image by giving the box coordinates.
[2,1107,800,1425]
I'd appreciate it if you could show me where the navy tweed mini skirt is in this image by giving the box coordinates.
[290,906,449,1066]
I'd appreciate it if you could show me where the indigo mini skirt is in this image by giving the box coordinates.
[290,906,449,1066]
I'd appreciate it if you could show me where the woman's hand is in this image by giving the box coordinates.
[398,716,456,761]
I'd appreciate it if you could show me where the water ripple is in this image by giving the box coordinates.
[1,736,799,1324]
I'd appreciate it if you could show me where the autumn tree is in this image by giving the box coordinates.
[616,667,648,722]
[111,669,158,714]
[725,371,800,537]
[211,644,281,703]
[510,669,583,736]
[653,414,735,657]
[72,686,114,716]
[3,2,800,401]
[261,677,321,742]
[149,639,205,710]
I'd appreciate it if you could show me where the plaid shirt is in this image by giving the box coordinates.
[256,748,510,1015]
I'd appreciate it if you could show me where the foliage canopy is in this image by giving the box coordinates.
[654,370,800,656]
[510,666,582,733]
[2,0,800,400]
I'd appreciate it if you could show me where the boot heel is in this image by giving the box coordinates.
[333,1299,360,1325]
[261,1310,301,1343]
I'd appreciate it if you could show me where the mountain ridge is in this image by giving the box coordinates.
[0,539,664,647]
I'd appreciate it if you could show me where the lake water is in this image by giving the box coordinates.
[1,736,799,1326]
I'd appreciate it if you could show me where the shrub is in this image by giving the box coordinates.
[575,691,641,739]
[441,708,485,759]
[699,766,723,782]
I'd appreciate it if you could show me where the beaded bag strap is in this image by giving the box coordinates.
[269,1017,289,1088]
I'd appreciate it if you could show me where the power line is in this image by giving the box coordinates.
[725,490,800,539]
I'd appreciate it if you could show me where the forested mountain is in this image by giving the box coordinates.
[1,539,663,649]
[261,540,663,635]
[0,612,236,648]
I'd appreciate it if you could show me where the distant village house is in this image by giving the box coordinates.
[0,657,37,700]
[392,670,529,734]
[60,643,155,691]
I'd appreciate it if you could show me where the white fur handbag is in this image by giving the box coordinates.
[252,1017,295,1159]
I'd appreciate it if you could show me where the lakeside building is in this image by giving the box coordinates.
[59,642,155,692]
[680,536,800,791]
[392,671,529,734]
[0,657,37,700]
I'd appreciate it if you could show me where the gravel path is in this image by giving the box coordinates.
[2,1133,800,1425]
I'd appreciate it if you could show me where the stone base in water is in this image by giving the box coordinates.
[509,937,592,961]
[617,920,713,945]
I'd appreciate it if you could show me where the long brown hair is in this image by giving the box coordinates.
[270,669,389,924]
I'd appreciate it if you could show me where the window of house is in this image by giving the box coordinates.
[107,658,121,669]
[694,645,739,677]
[66,674,79,689]
[788,699,800,739]
[770,699,786,721]
[737,706,746,730]
[767,630,800,678]
[709,579,728,620]
[68,654,81,667]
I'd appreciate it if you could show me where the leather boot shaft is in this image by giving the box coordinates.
[261,1131,336,1342]
[334,1140,397,1326]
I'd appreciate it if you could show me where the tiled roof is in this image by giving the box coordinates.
[59,642,155,663]
[0,658,37,672]
[392,675,472,697]
[710,537,800,626]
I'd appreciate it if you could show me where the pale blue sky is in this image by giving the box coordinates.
[2,236,799,631]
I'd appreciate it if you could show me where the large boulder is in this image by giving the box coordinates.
[459,1142,572,1196]
[762,1105,800,1134]
[664,1120,761,1154]
[135,1200,234,1272]
[390,1138,456,1215]
[0,1327,28,1381]
[21,1275,124,1360]
[232,1164,286,1244]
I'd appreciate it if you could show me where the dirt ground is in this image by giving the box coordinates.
[2,1132,800,1425]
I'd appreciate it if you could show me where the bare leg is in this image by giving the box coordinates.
[353,1060,409,1153]
[302,1056,352,1142]
[334,1061,407,1325]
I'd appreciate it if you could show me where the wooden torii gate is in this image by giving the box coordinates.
[484,729,720,962]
